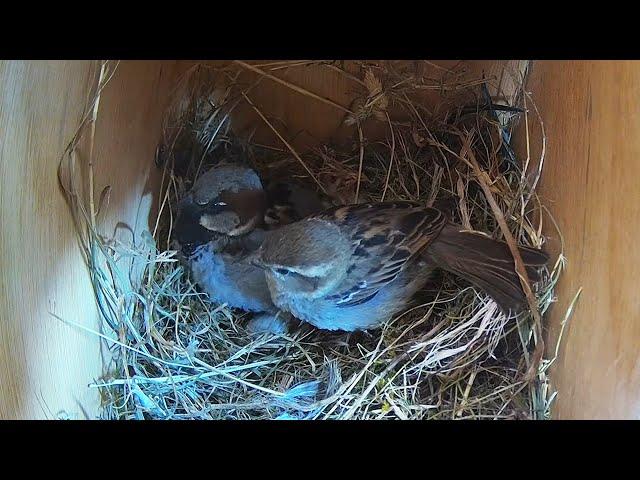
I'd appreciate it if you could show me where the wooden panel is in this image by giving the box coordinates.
[211,60,523,151]
[0,59,532,419]
[0,60,184,419]
[516,61,640,419]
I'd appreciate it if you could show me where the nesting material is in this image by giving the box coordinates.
[59,60,567,420]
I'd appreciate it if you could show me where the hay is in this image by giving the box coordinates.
[59,60,572,420]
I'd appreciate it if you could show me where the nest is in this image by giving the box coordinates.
[59,60,569,420]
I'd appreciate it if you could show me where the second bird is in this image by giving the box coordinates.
[173,162,329,332]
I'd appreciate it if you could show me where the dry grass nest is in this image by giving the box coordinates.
[58,60,578,420]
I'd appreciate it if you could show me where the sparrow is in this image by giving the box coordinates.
[250,201,549,332]
[173,163,329,333]
[174,164,274,313]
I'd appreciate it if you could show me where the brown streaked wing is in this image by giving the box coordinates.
[317,202,447,307]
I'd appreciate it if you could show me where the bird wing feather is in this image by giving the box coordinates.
[315,202,447,307]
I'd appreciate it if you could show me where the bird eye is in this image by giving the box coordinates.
[275,268,290,276]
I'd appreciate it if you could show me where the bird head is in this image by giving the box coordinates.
[249,218,351,300]
[174,164,267,256]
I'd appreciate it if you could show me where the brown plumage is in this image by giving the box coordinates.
[173,163,332,334]
[253,201,549,331]
[320,201,548,311]
[424,224,548,310]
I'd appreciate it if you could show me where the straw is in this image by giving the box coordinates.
[57,60,571,420]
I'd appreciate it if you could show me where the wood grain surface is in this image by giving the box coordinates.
[515,61,640,419]
[4,60,634,419]
[223,60,526,152]
[0,60,184,419]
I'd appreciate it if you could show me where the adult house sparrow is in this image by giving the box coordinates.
[250,201,549,332]
[173,164,328,334]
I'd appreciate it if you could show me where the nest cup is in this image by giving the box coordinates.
[60,60,564,420]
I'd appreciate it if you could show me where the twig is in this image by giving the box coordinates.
[241,92,327,194]
[86,61,109,227]
[234,60,353,114]
[459,131,545,382]
[323,63,368,87]
[521,90,547,210]
[354,122,365,202]
[381,113,395,201]
[456,368,477,417]
[251,60,315,69]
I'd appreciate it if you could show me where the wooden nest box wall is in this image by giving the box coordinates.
[0,60,638,419]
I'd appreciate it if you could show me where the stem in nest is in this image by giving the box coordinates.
[458,130,545,383]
